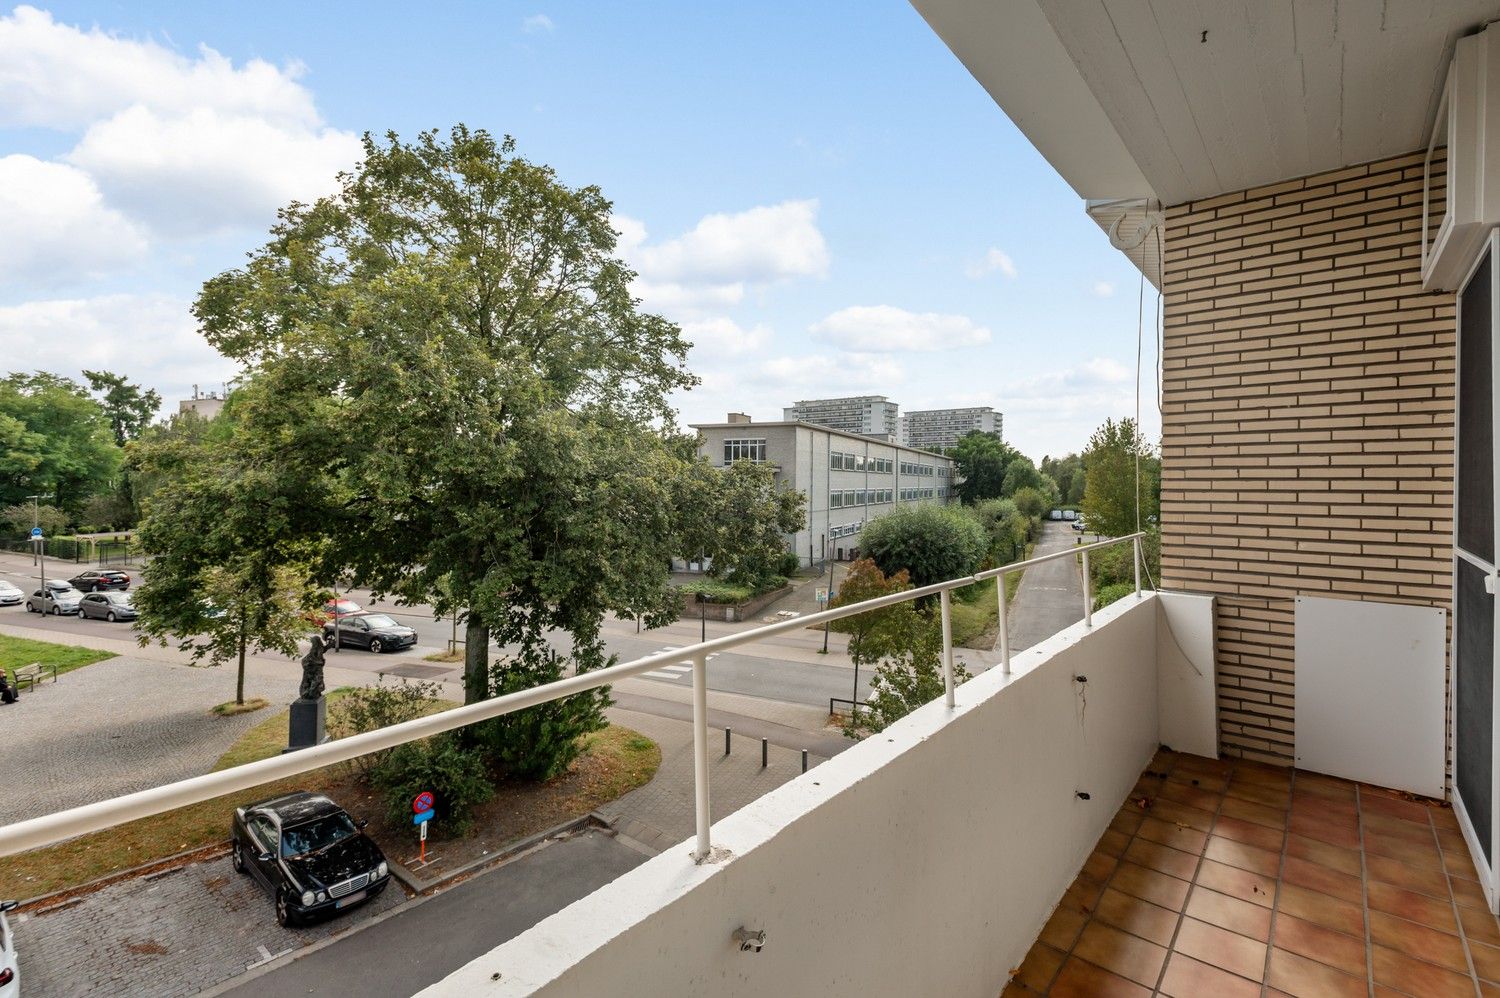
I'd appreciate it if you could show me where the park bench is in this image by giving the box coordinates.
[13,662,57,691]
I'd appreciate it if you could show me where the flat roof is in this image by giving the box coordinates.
[691,421,952,459]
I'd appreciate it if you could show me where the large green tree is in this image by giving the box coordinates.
[952,432,1015,503]
[859,504,987,589]
[182,127,731,784]
[1081,417,1160,538]
[83,370,161,446]
[675,457,805,587]
[0,373,121,514]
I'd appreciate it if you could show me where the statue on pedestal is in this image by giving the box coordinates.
[286,634,329,753]
[299,634,327,701]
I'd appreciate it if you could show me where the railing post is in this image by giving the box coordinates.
[1133,534,1143,597]
[997,568,1011,675]
[691,653,711,862]
[1081,550,1093,628]
[940,589,956,708]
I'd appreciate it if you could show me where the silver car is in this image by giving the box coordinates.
[0,582,21,607]
[25,582,82,615]
[79,591,136,622]
[0,899,18,998]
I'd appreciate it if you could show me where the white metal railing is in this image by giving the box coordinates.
[0,532,1146,865]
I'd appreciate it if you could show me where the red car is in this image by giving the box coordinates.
[307,597,362,626]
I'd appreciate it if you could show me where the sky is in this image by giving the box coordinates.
[0,1,1162,460]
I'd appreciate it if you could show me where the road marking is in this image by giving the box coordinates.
[246,942,293,970]
[642,670,680,680]
[660,664,692,674]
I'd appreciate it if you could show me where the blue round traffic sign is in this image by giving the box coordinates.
[29,527,42,539]
[412,791,434,814]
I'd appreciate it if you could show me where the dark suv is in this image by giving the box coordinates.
[68,569,131,592]
[231,791,390,927]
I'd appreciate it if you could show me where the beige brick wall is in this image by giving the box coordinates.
[1160,151,1456,764]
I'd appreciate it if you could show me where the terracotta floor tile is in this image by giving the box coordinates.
[1013,941,1066,992]
[1038,902,1088,951]
[1196,857,1276,908]
[1185,886,1273,942]
[1150,798,1216,832]
[1366,880,1459,933]
[1368,910,1468,973]
[1471,940,1500,983]
[1001,981,1037,998]
[1235,761,1293,789]
[1168,770,1229,794]
[1461,902,1500,946]
[1361,791,1436,825]
[1371,944,1478,998]
[1271,912,1368,977]
[1292,794,1358,824]
[1293,772,1357,802]
[1204,835,1282,877]
[1158,780,1223,813]
[1110,807,1145,837]
[1175,754,1235,780]
[1266,947,1367,997]
[1109,861,1190,911]
[1097,827,1131,858]
[1093,888,1179,948]
[1276,883,1365,937]
[1083,847,1119,883]
[1049,956,1152,998]
[1220,795,1290,830]
[1285,833,1361,877]
[1136,815,1208,855]
[1281,855,1364,904]
[1227,778,1292,810]
[1444,846,1481,882]
[1123,837,1200,882]
[1288,810,1361,850]
[1362,810,1438,846]
[1158,952,1261,998]
[1173,916,1268,981]
[1451,872,1492,911]
[1484,983,1500,998]
[1365,852,1451,899]
[1213,814,1287,853]
[1072,921,1167,988]
[1364,829,1444,871]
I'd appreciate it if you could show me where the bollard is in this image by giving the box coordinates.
[725,727,732,756]
[801,749,808,773]
[761,738,768,768]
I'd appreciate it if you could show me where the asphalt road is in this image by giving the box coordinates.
[216,829,647,998]
[1007,521,1087,652]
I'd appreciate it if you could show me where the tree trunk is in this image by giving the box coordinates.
[236,625,247,706]
[464,616,490,705]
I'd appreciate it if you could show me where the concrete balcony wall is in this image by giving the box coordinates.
[424,594,1200,997]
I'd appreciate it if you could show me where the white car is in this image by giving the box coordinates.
[0,899,18,998]
[0,582,21,607]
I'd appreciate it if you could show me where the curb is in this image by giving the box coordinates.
[16,840,230,911]
[387,811,608,895]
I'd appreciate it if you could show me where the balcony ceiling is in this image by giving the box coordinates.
[913,0,1500,206]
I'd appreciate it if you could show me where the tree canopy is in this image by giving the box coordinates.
[859,504,987,589]
[0,372,121,515]
[83,370,162,446]
[1081,417,1160,537]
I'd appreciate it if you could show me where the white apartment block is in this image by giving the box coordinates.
[693,416,955,565]
[782,395,899,441]
[899,406,1002,452]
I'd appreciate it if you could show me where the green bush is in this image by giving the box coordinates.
[472,646,609,781]
[1093,582,1135,611]
[861,505,987,589]
[373,733,494,836]
[329,678,445,774]
[777,550,802,577]
[1088,528,1160,591]
[677,579,755,603]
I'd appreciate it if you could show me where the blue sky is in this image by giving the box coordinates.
[0,2,1160,459]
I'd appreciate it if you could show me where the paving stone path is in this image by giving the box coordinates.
[2,656,289,824]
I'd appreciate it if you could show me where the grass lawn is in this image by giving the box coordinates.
[0,633,116,679]
[950,543,1035,650]
[0,688,658,901]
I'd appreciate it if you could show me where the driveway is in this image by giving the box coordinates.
[1006,521,1086,652]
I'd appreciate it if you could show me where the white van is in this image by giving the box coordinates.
[1049,509,1063,521]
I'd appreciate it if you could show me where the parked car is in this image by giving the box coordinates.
[25,582,82,615]
[67,569,130,592]
[322,612,416,653]
[0,899,17,997]
[0,582,21,607]
[1072,518,1087,532]
[231,791,390,927]
[306,597,362,627]
[79,591,137,622]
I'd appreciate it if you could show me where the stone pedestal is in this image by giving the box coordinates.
[284,696,328,753]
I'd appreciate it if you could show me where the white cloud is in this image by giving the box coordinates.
[680,317,773,359]
[966,247,1017,280]
[0,294,238,405]
[810,305,991,353]
[616,201,828,316]
[68,105,360,235]
[522,13,555,33]
[1092,281,1115,297]
[747,353,903,391]
[0,5,318,130]
[0,5,360,238]
[998,357,1149,458]
[0,155,147,287]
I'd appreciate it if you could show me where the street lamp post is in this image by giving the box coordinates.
[697,591,707,643]
[27,492,53,597]
[821,534,831,655]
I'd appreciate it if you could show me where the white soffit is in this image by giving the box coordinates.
[914,0,1500,207]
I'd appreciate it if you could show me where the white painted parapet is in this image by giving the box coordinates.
[423,594,1191,997]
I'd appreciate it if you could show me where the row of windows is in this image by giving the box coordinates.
[899,488,937,501]
[723,438,767,464]
[938,467,951,479]
[899,461,936,477]
[830,452,894,473]
[830,521,863,539]
[830,488,895,509]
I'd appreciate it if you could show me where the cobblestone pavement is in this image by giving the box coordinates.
[10,850,405,997]
[1,656,288,824]
[599,707,822,853]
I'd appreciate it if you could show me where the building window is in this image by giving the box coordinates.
[724,439,767,464]
[831,491,843,509]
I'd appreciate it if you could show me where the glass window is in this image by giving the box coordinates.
[724,439,767,464]
[831,492,843,509]
[281,813,359,858]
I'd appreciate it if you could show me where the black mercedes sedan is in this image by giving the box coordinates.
[231,791,390,927]
[322,612,417,653]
